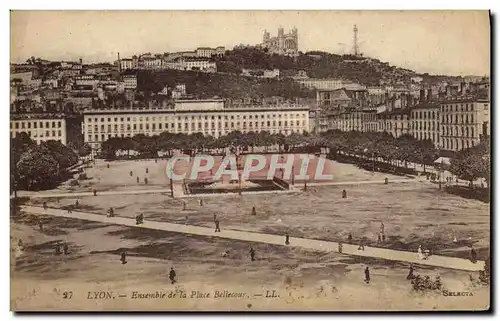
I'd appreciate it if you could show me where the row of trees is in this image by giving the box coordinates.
[320,130,439,171]
[100,131,299,159]
[449,138,490,187]
[11,133,81,191]
[100,129,440,173]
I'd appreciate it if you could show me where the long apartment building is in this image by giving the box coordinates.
[10,115,67,145]
[82,99,310,149]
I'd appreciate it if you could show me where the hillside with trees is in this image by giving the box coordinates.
[136,69,315,101]
[213,48,418,86]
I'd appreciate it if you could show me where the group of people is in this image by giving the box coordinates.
[343,222,386,252]
[55,243,70,255]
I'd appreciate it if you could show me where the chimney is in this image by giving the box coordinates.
[427,88,432,102]
[419,89,425,103]
[460,82,465,95]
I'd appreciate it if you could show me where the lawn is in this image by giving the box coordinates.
[10,213,489,311]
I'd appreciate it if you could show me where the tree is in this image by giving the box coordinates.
[40,140,78,171]
[16,146,59,189]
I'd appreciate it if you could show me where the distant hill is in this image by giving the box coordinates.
[213,48,419,86]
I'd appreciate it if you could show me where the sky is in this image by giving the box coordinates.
[10,10,490,76]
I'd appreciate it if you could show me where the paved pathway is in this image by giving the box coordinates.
[20,205,484,272]
[17,188,172,199]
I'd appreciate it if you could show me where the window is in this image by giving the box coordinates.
[15,123,19,129]
[21,122,25,129]
[34,122,37,129]
[58,130,61,136]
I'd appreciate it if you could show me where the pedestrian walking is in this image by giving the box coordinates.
[285,233,290,245]
[182,201,187,211]
[146,167,149,174]
[169,267,176,284]
[63,243,69,255]
[382,233,386,243]
[93,189,97,196]
[130,171,133,177]
[434,275,442,290]
[377,233,382,245]
[364,266,370,284]
[144,177,148,184]
[213,213,217,222]
[120,252,127,264]
[39,221,43,232]
[199,199,203,207]
[380,222,385,235]
[67,207,72,214]
[406,264,414,280]
[470,246,477,263]
[137,177,139,183]
[358,239,365,251]
[417,244,424,260]
[342,189,347,199]
[75,200,79,208]
[384,177,388,185]
[338,241,343,253]
[249,247,255,261]
[214,219,221,232]
[107,163,110,168]
[347,233,353,244]
[251,206,256,216]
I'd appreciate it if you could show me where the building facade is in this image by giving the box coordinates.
[165,58,217,72]
[123,75,137,89]
[119,58,137,71]
[10,116,67,145]
[82,100,310,149]
[262,27,299,57]
[195,46,225,58]
[410,103,440,147]
[298,78,344,91]
[439,99,490,151]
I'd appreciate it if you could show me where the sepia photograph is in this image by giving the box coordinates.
[8,10,491,312]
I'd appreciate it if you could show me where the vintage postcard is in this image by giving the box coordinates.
[10,10,490,311]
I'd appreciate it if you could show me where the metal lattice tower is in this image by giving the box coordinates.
[353,25,359,56]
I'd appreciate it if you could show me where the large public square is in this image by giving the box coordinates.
[11,155,490,311]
